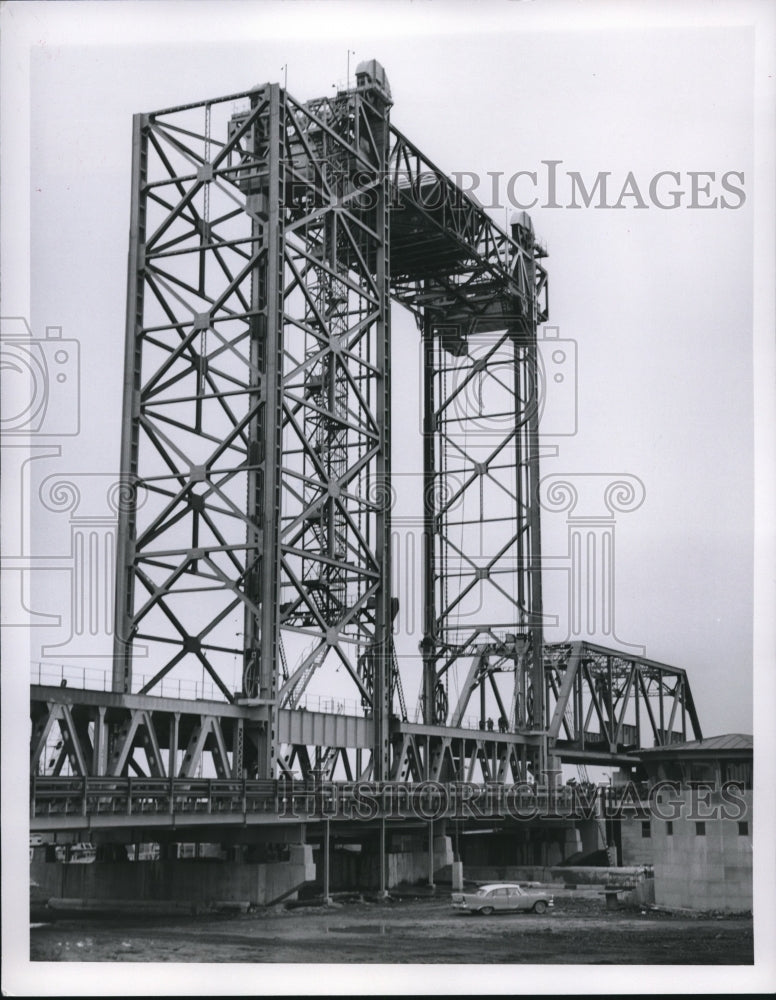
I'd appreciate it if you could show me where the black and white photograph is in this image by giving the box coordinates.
[2,1,774,994]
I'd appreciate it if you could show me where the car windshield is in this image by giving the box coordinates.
[476,888,491,896]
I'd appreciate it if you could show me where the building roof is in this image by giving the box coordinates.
[638,733,752,757]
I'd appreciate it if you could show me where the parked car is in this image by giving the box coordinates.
[452,882,554,915]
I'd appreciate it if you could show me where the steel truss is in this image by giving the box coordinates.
[30,684,371,783]
[110,63,551,784]
[387,136,548,770]
[32,633,701,791]
[30,682,538,789]
[114,74,396,780]
[85,62,698,799]
[544,641,702,758]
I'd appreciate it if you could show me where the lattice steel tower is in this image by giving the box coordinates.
[113,61,549,782]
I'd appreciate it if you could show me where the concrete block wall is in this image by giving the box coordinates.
[620,816,655,866]
[625,879,655,907]
[651,791,752,911]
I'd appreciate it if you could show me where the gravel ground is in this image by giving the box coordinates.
[29,893,753,965]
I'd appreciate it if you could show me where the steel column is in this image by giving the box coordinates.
[379,815,387,896]
[323,818,331,902]
[113,112,148,693]
[421,311,437,725]
[371,88,393,781]
[247,84,284,778]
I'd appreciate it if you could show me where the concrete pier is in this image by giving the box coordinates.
[31,846,315,909]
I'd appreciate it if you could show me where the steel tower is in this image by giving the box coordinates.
[112,61,549,782]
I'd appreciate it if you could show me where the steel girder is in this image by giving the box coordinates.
[544,641,703,755]
[30,775,595,834]
[30,684,373,782]
[113,78,396,779]
[387,127,548,329]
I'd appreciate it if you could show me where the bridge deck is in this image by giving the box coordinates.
[30,775,649,833]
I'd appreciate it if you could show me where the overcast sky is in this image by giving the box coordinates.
[3,2,775,996]
[12,8,757,736]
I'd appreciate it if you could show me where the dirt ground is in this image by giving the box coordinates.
[30,892,753,965]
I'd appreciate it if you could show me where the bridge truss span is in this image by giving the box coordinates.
[544,641,703,760]
[30,641,700,801]
[30,62,704,817]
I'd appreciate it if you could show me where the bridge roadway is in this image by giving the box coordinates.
[30,775,652,834]
[30,685,638,830]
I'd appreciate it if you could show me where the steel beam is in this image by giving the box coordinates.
[249,83,284,779]
[113,112,148,692]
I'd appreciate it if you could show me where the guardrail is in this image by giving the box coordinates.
[31,668,504,735]
[31,664,224,702]
[30,777,650,827]
[31,776,279,820]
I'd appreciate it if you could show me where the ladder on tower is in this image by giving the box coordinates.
[391,644,408,722]
[284,643,329,709]
[279,634,289,684]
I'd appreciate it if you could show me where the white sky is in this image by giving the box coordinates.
[17,14,756,733]
[2,2,775,995]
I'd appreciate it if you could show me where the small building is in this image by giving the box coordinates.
[633,734,752,912]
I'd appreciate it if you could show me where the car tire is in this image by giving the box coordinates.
[532,900,548,915]
[479,906,494,916]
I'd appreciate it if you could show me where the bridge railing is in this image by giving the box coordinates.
[31,776,281,819]
[31,663,223,702]
[32,670,490,736]
[30,776,650,826]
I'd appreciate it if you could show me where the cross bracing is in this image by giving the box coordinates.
[99,61,697,794]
